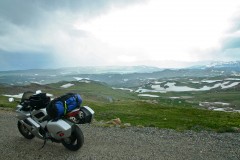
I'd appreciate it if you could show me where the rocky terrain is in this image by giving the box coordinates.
[0,109,239,160]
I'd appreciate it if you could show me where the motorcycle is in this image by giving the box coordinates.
[13,91,94,151]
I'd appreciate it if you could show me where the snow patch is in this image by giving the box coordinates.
[221,82,240,89]
[135,88,166,93]
[79,80,91,83]
[3,93,23,99]
[149,81,240,92]
[61,83,74,88]
[112,87,133,92]
[201,80,222,83]
[73,77,91,83]
[3,92,54,99]
[153,81,166,84]
[138,94,159,98]
[46,93,53,97]
[225,78,240,81]
[169,97,180,99]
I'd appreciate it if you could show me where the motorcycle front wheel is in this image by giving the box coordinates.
[17,121,35,139]
[62,125,84,151]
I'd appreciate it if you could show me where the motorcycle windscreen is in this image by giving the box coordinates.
[21,91,34,102]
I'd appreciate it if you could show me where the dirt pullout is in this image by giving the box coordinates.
[0,110,239,160]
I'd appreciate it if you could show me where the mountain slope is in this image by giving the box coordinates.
[0,62,239,87]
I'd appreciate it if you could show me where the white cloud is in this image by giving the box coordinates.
[74,0,240,66]
[1,0,240,69]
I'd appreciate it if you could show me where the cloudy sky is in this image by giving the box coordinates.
[1,0,240,70]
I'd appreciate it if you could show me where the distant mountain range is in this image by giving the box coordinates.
[190,61,240,70]
[0,61,240,87]
[0,65,162,74]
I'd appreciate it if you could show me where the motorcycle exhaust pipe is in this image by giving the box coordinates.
[20,118,44,139]
[19,119,34,131]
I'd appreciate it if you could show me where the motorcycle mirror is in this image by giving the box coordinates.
[36,90,42,94]
[8,97,14,102]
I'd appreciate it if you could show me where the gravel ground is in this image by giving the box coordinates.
[0,109,240,160]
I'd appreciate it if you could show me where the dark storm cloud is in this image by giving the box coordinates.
[222,37,240,50]
[0,49,56,71]
[0,0,146,70]
[216,12,240,60]
[0,0,143,50]
[223,12,240,49]
[0,0,44,27]
[0,0,145,27]
[191,10,240,62]
[0,0,146,50]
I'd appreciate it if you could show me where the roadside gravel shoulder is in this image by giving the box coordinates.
[0,109,239,160]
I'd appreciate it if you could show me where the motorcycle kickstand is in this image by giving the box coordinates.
[39,133,48,149]
[40,138,47,149]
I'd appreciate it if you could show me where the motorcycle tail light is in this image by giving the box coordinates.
[59,132,64,137]
[66,110,79,117]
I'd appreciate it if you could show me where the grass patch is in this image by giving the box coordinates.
[0,95,19,108]
[85,99,240,132]
[1,81,240,132]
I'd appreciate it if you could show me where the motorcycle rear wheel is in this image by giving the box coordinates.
[62,125,84,151]
[17,121,35,139]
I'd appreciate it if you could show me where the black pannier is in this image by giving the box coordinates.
[78,106,95,124]
[29,93,51,110]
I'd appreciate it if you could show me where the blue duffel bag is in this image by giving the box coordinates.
[46,93,82,119]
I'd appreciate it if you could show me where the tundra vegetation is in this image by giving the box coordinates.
[1,77,240,133]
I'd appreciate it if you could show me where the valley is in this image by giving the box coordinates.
[1,62,240,132]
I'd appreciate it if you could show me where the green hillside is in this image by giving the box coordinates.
[1,80,240,132]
